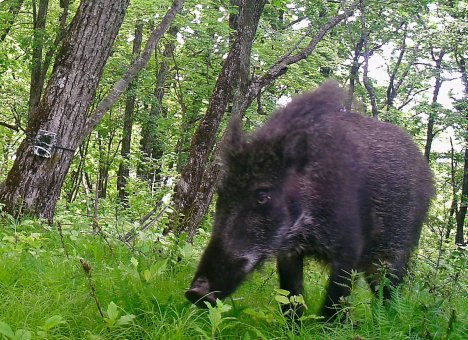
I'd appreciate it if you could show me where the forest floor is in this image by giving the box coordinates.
[0,209,466,340]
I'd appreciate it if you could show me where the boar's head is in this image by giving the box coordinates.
[186,117,308,308]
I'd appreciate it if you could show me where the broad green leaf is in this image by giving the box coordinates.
[41,315,64,331]
[0,321,14,339]
[273,288,290,296]
[115,314,135,326]
[13,329,32,340]
[106,302,119,321]
[143,269,152,282]
[180,243,193,259]
[274,295,290,305]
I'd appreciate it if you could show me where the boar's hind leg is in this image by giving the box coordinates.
[277,252,304,318]
[364,251,410,301]
[321,261,357,321]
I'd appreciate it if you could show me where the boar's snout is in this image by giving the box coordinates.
[185,276,217,308]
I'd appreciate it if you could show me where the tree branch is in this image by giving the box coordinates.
[0,121,19,131]
[360,0,378,119]
[239,0,360,114]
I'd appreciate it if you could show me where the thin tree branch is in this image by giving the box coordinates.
[240,0,360,114]
[0,121,19,131]
[360,0,378,119]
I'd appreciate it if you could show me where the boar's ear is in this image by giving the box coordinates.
[223,115,245,155]
[281,131,308,170]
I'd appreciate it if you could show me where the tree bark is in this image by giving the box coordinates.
[139,26,178,185]
[117,21,143,206]
[386,23,408,110]
[360,0,378,119]
[455,54,467,244]
[456,143,467,244]
[0,0,131,221]
[345,35,364,112]
[424,48,445,162]
[28,0,49,118]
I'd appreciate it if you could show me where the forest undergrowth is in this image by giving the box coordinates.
[0,202,466,340]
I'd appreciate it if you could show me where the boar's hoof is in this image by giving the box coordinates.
[185,277,217,308]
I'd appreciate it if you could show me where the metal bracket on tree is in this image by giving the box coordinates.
[33,130,75,158]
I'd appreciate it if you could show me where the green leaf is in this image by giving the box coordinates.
[143,269,152,282]
[13,329,32,340]
[299,314,324,322]
[274,295,290,305]
[274,288,290,296]
[272,0,285,8]
[115,314,135,326]
[41,315,64,331]
[152,259,167,276]
[36,330,47,338]
[0,321,14,339]
[106,302,119,321]
[217,300,231,313]
[290,294,307,308]
[180,243,193,259]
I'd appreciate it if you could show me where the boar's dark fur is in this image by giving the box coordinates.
[186,81,434,320]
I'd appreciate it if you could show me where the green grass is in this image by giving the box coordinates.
[0,215,466,339]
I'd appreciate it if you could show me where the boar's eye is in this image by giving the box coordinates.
[255,190,271,205]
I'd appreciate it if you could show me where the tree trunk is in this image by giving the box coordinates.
[28,0,49,119]
[0,0,131,221]
[360,1,378,119]
[456,144,467,244]
[117,21,143,206]
[345,36,364,112]
[139,26,178,185]
[386,23,408,110]
[424,49,445,162]
[455,54,467,244]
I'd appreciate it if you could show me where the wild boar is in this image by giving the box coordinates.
[185,81,434,320]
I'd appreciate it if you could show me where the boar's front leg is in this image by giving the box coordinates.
[277,252,304,318]
[322,260,356,321]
